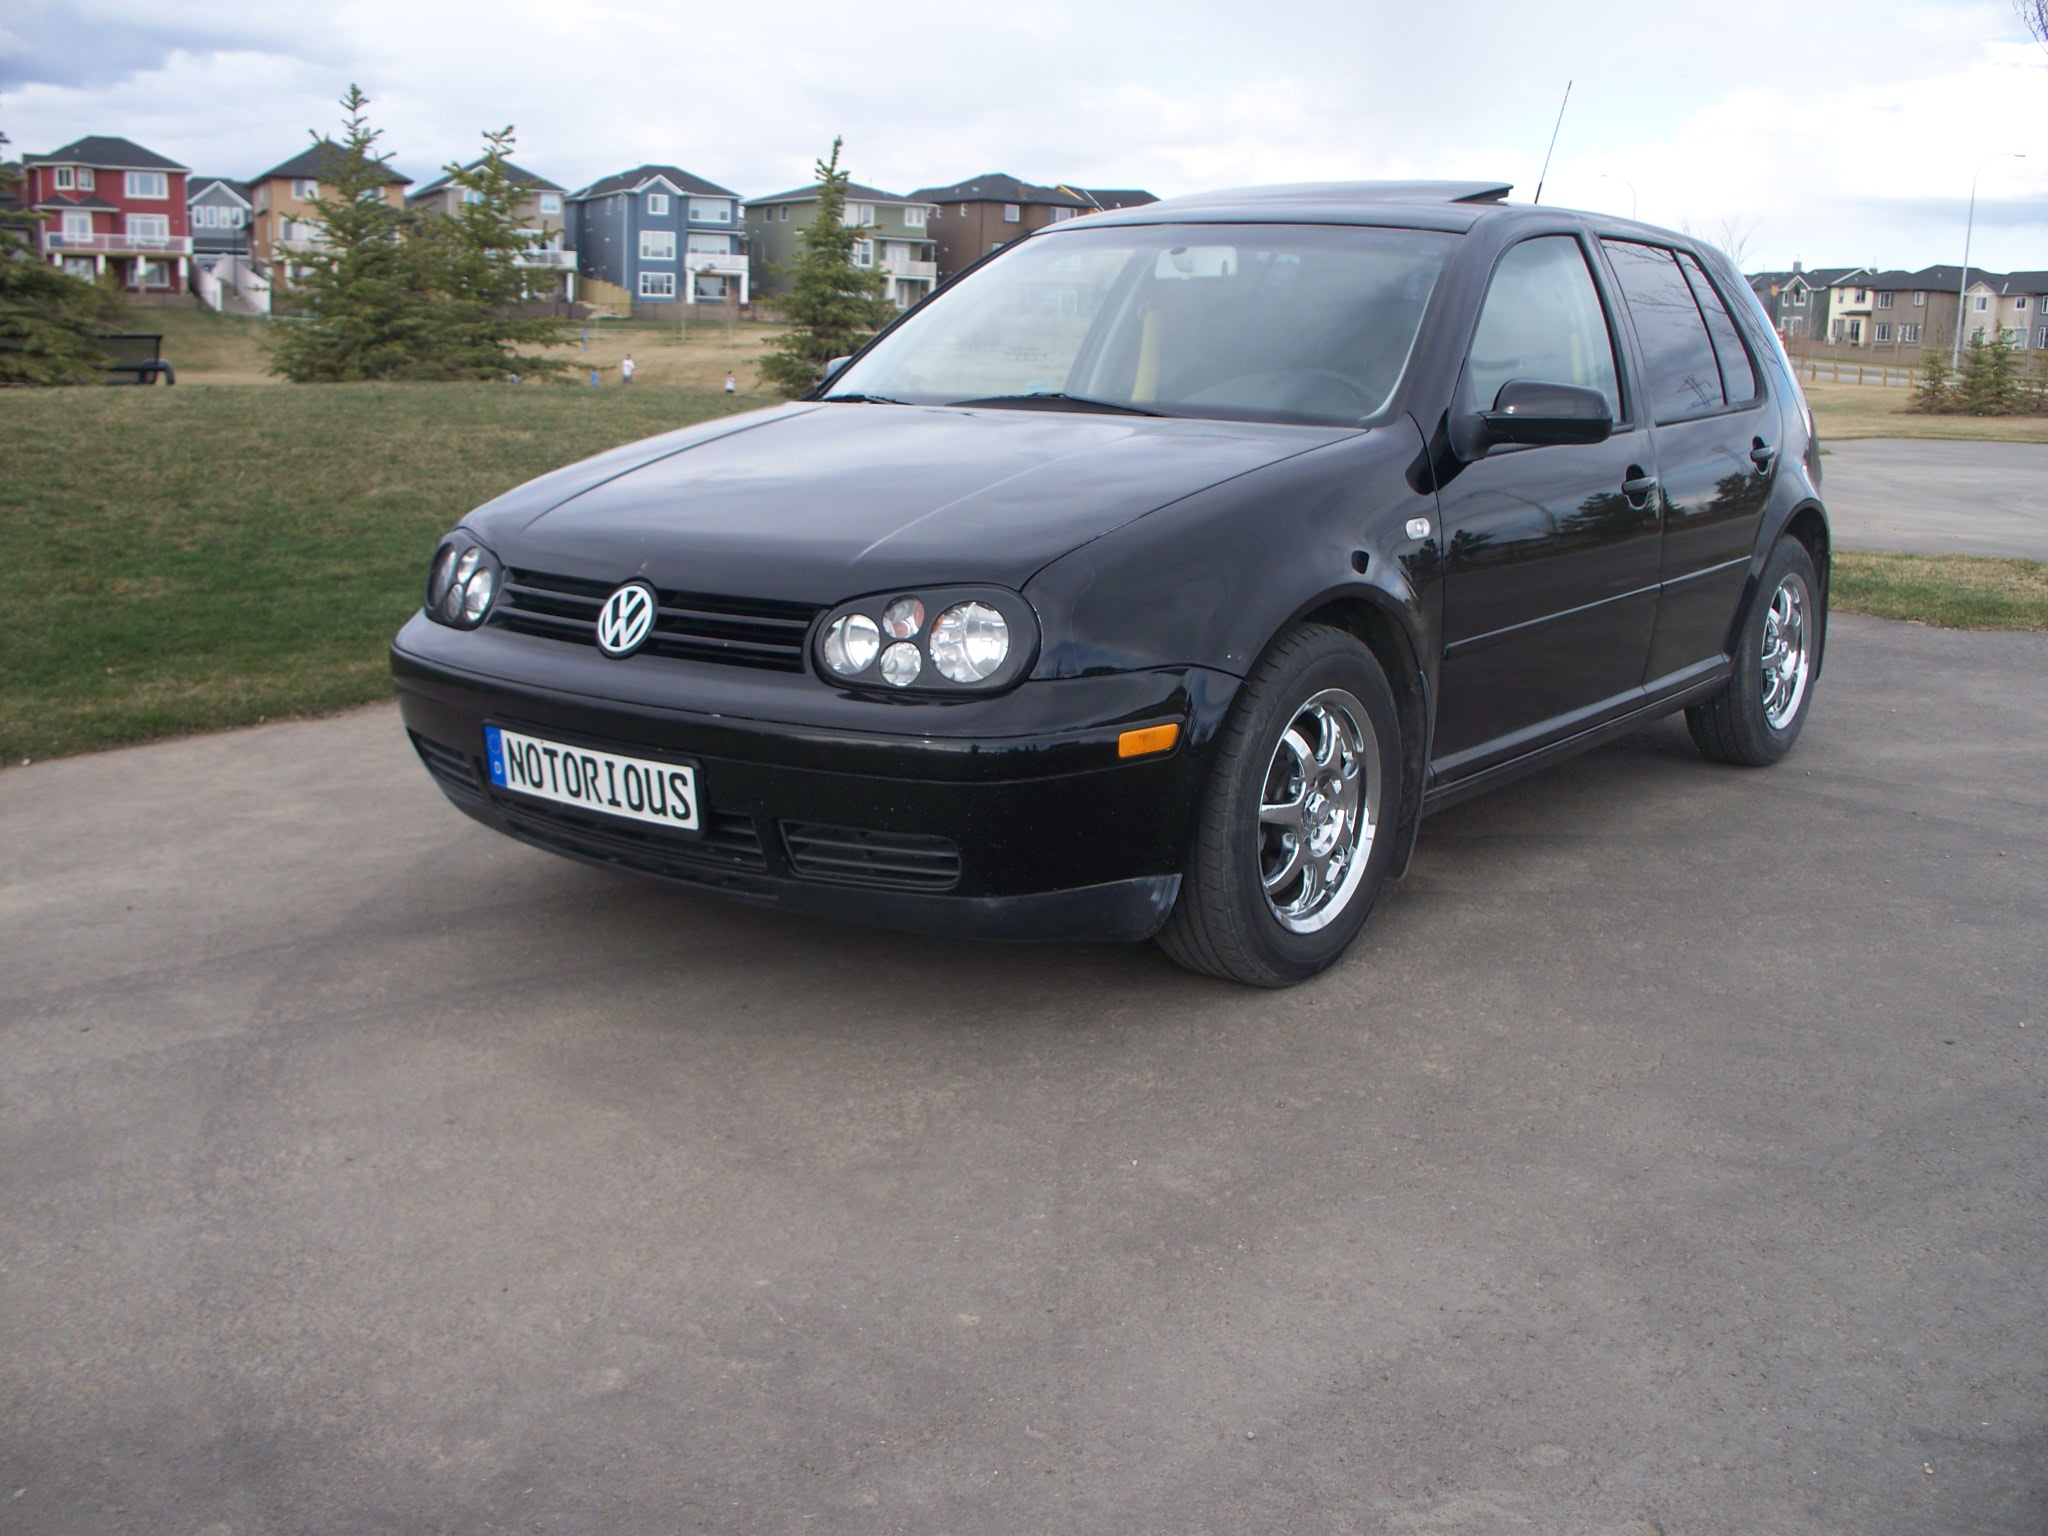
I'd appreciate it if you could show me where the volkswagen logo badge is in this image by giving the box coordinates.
[595,582,657,658]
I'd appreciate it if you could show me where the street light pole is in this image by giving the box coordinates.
[1599,173,1637,220]
[1953,152,2026,371]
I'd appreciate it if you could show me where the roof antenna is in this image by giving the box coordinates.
[1532,80,1572,206]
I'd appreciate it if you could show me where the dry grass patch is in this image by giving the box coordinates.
[1804,381,2048,444]
[1832,552,2048,632]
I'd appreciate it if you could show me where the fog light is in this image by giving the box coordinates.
[879,641,923,687]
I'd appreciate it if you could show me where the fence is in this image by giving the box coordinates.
[1800,360,1922,389]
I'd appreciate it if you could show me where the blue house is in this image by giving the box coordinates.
[566,165,747,314]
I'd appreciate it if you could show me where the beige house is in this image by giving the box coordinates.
[1825,274,1876,346]
[249,142,411,278]
[408,159,576,303]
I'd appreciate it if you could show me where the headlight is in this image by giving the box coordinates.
[812,587,1036,695]
[424,534,503,630]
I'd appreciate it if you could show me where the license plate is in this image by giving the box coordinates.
[485,725,700,832]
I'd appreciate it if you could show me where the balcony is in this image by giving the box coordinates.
[42,231,192,256]
[683,252,749,278]
[881,260,937,283]
[515,248,578,268]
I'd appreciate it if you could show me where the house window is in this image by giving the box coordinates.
[1786,317,1806,337]
[638,271,676,297]
[1913,291,1926,306]
[1900,323,1921,343]
[639,230,676,261]
[1003,204,1021,222]
[1970,326,1985,343]
[688,198,731,223]
[1049,206,1076,222]
[646,193,670,215]
[77,168,95,191]
[1846,319,1863,344]
[853,239,873,267]
[903,206,926,228]
[125,171,168,199]
[1852,288,1866,302]
[687,234,732,254]
[2037,326,2048,349]
[1874,322,1892,342]
[539,193,561,214]
[54,165,75,189]
[2017,296,2030,311]
[292,179,319,200]
[1875,291,1893,309]
[60,211,92,240]
[461,187,485,205]
[1974,295,1989,311]
[126,214,171,244]
[1790,287,1806,306]
[843,203,876,227]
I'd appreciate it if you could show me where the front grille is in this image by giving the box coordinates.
[494,794,770,893]
[782,822,962,891]
[411,731,485,805]
[494,569,819,672]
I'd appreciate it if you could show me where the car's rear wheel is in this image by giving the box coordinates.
[1157,625,1402,987]
[1686,536,1822,766]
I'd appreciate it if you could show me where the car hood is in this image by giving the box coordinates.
[465,402,1354,602]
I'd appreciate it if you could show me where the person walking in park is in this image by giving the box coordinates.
[725,371,738,394]
[620,354,636,385]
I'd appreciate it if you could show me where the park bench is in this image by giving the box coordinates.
[100,333,176,386]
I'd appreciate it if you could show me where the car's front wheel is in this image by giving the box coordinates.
[1686,536,1822,766]
[1157,625,1402,987]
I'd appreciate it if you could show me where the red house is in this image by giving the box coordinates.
[20,135,192,299]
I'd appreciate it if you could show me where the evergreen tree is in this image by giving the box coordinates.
[269,87,434,383]
[0,133,126,385]
[402,128,573,379]
[1911,341,1956,414]
[759,138,893,397]
[1958,328,2024,416]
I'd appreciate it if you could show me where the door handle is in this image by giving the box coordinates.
[1621,468,1659,509]
[1749,437,1777,471]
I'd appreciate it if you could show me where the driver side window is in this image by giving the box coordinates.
[1467,236,1621,420]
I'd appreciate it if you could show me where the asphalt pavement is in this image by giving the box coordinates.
[3,614,2044,1535]
[1821,437,2048,560]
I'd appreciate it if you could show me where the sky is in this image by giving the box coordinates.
[3,0,2045,275]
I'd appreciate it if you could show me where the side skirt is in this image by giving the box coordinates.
[1420,658,1732,817]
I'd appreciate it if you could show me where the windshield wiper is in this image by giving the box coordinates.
[821,392,911,405]
[952,391,1167,417]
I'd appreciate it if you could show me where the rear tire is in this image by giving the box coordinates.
[1157,625,1402,987]
[1686,536,1821,766]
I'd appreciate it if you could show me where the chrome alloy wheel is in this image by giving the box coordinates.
[1256,688,1381,934]
[1760,571,1813,731]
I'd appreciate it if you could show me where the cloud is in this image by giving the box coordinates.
[1,0,2041,269]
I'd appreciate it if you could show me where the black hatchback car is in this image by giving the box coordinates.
[394,180,1827,986]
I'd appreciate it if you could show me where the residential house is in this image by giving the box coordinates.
[1860,266,1971,356]
[746,183,938,308]
[248,143,412,279]
[1968,271,2047,350]
[1825,272,1878,347]
[2002,273,2048,351]
[1747,264,1864,346]
[410,159,576,303]
[186,176,251,260]
[907,173,1097,281]
[1076,188,1159,212]
[567,165,746,314]
[18,135,192,297]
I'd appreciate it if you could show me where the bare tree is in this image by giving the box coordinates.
[1680,216,1759,270]
[2021,0,2048,46]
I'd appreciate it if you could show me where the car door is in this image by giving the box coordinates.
[1432,232,1663,778]
[1599,240,1778,684]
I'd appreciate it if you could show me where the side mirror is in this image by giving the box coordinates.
[823,356,852,381]
[1478,379,1613,448]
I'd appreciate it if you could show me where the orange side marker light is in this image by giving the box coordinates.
[1117,722,1181,759]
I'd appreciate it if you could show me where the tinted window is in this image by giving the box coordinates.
[1676,251,1758,405]
[834,223,1453,427]
[1465,235,1620,418]
[1602,240,1723,423]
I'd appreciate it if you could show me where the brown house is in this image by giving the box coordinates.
[249,142,411,279]
[908,173,1155,280]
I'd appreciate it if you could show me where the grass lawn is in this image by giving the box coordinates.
[0,383,773,763]
[1831,551,2048,633]
[137,307,783,390]
[1804,381,2048,444]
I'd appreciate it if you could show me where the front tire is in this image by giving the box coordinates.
[1157,625,1402,987]
[1686,535,1821,766]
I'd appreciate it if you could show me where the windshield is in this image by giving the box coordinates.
[830,223,1455,427]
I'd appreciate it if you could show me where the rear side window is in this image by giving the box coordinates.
[1675,251,1758,405]
[1602,240,1723,424]
[1466,235,1621,419]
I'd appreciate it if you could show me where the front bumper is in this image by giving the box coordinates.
[391,616,1239,942]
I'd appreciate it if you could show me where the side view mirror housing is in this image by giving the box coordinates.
[823,356,852,381]
[1477,379,1614,449]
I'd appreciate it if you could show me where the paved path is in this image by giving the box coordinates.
[1822,437,2048,560]
[3,616,2044,1535]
